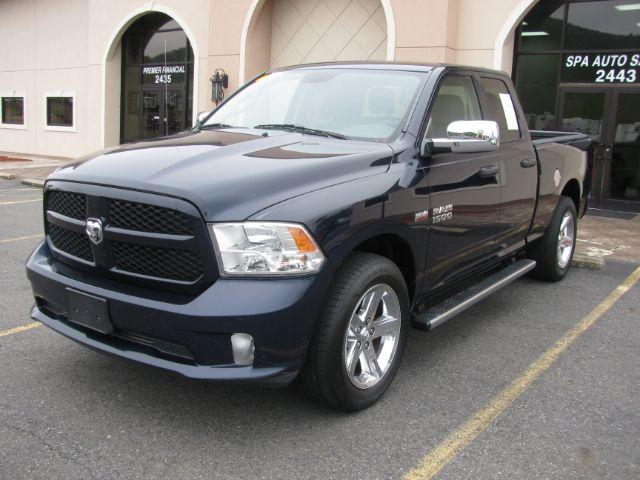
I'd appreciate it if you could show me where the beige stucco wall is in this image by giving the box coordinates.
[0,0,536,160]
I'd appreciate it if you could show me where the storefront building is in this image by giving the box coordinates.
[514,0,640,210]
[0,0,638,210]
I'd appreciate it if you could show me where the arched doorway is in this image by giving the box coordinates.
[241,0,394,83]
[119,13,195,143]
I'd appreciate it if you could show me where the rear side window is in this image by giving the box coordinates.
[479,77,521,143]
[426,75,482,138]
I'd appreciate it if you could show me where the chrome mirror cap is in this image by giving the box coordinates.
[422,120,500,156]
[196,111,209,125]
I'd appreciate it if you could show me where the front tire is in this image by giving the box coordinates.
[529,195,577,282]
[301,252,409,411]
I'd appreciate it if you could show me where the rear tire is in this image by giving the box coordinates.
[529,196,577,282]
[300,252,409,412]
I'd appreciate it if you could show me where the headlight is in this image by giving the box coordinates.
[209,222,325,275]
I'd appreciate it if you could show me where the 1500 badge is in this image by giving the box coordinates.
[432,204,453,223]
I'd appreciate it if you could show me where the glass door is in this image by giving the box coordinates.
[558,87,640,211]
[558,88,611,208]
[608,90,640,206]
[142,89,163,138]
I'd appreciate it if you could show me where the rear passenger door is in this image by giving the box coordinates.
[478,75,537,255]
[423,74,501,289]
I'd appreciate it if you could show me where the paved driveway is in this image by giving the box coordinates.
[1,178,638,479]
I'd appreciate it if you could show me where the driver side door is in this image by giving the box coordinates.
[423,73,501,289]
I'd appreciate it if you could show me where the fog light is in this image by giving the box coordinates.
[231,333,254,366]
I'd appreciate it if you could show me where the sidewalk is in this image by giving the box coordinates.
[1,153,637,268]
[0,153,69,186]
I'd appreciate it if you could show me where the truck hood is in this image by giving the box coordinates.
[48,129,394,221]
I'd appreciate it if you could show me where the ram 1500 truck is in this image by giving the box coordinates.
[27,63,593,411]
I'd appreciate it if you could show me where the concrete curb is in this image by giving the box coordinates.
[572,254,605,270]
[21,178,44,188]
[0,172,17,180]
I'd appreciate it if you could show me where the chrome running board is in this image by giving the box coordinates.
[414,259,536,331]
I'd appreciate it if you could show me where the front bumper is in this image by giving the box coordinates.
[26,242,333,385]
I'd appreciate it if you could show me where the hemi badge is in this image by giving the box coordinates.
[415,210,429,223]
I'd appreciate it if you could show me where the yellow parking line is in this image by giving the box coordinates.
[0,198,41,206]
[0,234,43,244]
[404,265,640,480]
[0,322,42,338]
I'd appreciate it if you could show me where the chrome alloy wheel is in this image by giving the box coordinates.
[343,284,402,389]
[557,211,575,269]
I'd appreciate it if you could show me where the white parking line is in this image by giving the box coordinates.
[0,199,41,206]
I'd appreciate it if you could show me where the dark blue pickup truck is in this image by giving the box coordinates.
[27,63,593,411]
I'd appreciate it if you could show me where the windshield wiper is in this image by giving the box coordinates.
[253,124,348,140]
[200,123,239,130]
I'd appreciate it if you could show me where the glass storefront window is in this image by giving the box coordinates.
[560,92,605,141]
[46,97,73,127]
[143,30,188,63]
[565,0,640,50]
[515,54,559,130]
[1,97,24,125]
[518,3,565,52]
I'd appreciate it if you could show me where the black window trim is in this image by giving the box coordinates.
[0,93,26,129]
[419,70,485,141]
[44,92,76,132]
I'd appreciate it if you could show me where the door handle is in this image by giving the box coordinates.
[520,158,537,168]
[479,164,500,177]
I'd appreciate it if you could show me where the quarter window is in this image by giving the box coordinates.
[426,75,482,138]
[0,94,25,128]
[479,78,521,143]
[45,93,75,131]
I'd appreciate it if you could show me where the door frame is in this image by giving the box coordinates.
[557,84,640,212]
[602,87,640,212]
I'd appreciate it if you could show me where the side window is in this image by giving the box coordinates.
[426,75,482,138]
[479,77,521,143]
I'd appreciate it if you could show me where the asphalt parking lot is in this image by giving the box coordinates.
[1,177,639,480]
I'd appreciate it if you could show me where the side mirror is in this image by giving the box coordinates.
[196,111,209,125]
[421,120,500,156]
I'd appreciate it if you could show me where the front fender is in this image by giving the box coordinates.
[249,172,427,277]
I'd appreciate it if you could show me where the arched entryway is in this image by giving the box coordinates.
[120,13,194,143]
[240,0,394,83]
[101,6,199,148]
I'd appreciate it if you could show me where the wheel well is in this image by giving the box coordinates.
[562,179,581,211]
[353,234,415,302]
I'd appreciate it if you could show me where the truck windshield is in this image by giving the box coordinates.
[202,68,426,142]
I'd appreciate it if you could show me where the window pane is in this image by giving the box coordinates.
[515,54,559,130]
[143,30,187,63]
[479,78,521,143]
[426,75,482,138]
[565,0,640,50]
[518,3,564,52]
[46,97,73,127]
[1,97,24,124]
[560,92,605,142]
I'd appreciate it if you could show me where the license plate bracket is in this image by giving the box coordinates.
[66,288,113,334]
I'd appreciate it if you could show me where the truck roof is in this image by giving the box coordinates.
[272,61,507,77]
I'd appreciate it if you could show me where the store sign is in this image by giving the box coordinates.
[562,53,639,83]
[142,65,186,85]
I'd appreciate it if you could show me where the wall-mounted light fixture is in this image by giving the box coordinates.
[210,69,229,105]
